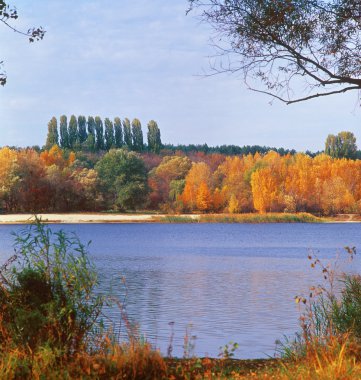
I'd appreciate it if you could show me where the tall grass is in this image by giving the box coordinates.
[157,212,323,224]
[199,212,323,223]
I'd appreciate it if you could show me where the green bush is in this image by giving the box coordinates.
[0,219,104,354]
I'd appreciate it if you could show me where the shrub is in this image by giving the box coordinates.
[0,219,104,355]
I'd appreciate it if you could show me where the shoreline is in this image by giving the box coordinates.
[0,212,358,224]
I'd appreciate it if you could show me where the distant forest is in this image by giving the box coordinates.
[0,116,360,215]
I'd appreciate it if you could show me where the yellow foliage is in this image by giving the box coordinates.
[228,194,240,213]
[196,182,213,212]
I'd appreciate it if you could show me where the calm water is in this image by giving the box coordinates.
[0,223,360,358]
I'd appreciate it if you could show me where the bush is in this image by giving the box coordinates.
[0,219,104,355]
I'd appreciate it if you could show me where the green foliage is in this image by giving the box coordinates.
[95,116,104,151]
[219,341,239,359]
[68,115,78,149]
[59,115,69,149]
[45,117,59,149]
[104,117,115,150]
[0,220,104,354]
[87,116,95,136]
[147,120,162,154]
[123,118,132,148]
[83,133,96,152]
[95,148,149,210]
[169,179,186,202]
[77,115,87,144]
[131,118,144,152]
[114,117,123,148]
[325,131,357,159]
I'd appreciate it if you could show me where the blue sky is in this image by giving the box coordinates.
[0,0,360,151]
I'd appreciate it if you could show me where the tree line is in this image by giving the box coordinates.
[1,144,361,216]
[45,115,162,154]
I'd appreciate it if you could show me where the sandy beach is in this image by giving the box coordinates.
[0,213,170,224]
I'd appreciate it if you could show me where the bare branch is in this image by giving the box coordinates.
[249,85,360,105]
[188,0,361,104]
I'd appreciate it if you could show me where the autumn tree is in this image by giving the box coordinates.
[196,182,213,212]
[104,118,115,150]
[147,120,162,153]
[181,162,212,211]
[251,165,283,213]
[0,147,19,211]
[45,117,59,149]
[131,118,144,152]
[114,117,123,148]
[148,156,192,208]
[123,118,132,149]
[59,115,69,149]
[40,145,66,168]
[188,0,361,104]
[214,155,255,212]
[14,149,51,212]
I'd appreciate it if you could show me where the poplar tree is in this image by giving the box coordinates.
[87,116,96,136]
[104,118,115,150]
[123,118,132,149]
[83,116,96,152]
[114,117,123,148]
[78,115,87,144]
[68,115,78,149]
[95,116,104,151]
[59,115,69,149]
[147,120,162,154]
[45,116,59,149]
[131,118,144,152]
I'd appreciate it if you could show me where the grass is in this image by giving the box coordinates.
[199,212,323,223]
[156,215,199,223]
[156,212,324,224]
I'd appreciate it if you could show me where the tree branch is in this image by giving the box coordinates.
[249,85,361,105]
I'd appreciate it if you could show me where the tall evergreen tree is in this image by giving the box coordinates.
[68,115,78,149]
[45,116,59,149]
[131,118,144,152]
[95,116,104,151]
[87,116,96,136]
[123,118,132,149]
[78,115,87,144]
[147,120,162,154]
[83,116,96,152]
[114,117,123,148]
[59,115,69,149]
[104,118,115,150]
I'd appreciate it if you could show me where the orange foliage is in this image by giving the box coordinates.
[181,162,211,211]
[196,182,213,212]
[40,145,67,168]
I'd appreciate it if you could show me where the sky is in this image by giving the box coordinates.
[0,0,360,152]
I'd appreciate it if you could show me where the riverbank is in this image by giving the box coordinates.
[0,212,358,224]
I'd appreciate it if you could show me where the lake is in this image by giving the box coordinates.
[0,222,360,359]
